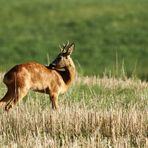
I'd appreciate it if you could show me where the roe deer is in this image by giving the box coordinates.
[0,42,76,111]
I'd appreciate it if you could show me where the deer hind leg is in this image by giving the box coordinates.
[5,87,29,111]
[0,90,13,108]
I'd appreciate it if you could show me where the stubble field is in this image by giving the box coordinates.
[0,75,147,147]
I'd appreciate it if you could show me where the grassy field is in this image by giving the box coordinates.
[0,0,148,147]
[0,0,148,80]
[0,0,147,147]
[0,75,148,147]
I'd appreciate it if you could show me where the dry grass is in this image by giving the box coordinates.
[0,76,148,147]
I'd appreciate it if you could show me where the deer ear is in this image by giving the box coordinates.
[66,43,75,55]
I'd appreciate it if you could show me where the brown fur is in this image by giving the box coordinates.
[0,42,76,111]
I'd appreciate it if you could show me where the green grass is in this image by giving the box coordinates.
[0,0,148,80]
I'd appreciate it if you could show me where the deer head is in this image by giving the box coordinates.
[49,42,75,70]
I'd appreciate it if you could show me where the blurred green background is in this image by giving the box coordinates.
[0,0,148,80]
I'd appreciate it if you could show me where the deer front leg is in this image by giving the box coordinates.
[50,93,58,110]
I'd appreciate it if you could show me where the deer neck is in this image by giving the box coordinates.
[55,63,76,87]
